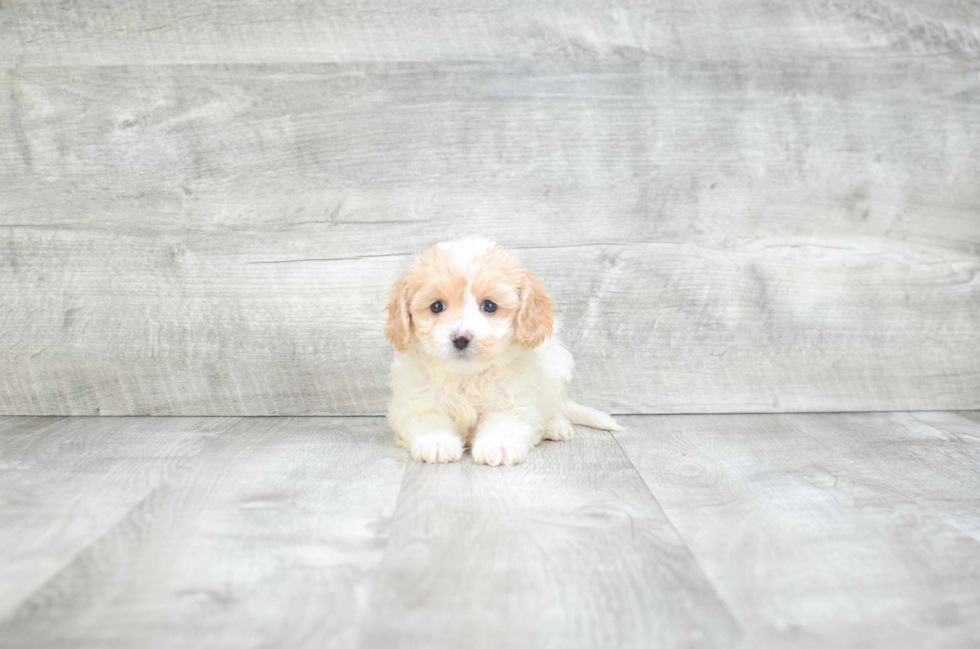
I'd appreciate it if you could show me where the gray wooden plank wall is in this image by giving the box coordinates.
[1,2,979,415]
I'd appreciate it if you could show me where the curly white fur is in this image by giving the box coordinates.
[385,238,621,466]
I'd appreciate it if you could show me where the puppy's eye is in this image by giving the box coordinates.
[430,301,445,314]
[481,300,497,313]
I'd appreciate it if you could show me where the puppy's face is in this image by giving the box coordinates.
[385,239,554,365]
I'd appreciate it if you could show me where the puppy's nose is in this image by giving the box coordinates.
[452,333,471,350]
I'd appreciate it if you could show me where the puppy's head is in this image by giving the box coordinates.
[385,238,554,364]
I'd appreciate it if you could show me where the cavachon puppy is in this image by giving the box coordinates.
[384,237,621,466]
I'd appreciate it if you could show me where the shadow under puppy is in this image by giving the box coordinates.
[385,237,621,466]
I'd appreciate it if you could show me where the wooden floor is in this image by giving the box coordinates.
[1,413,979,648]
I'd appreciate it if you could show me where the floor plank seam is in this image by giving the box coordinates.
[0,486,155,628]
[352,447,410,648]
[910,412,980,443]
[0,417,246,626]
[605,426,746,639]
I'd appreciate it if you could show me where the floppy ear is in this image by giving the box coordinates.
[515,270,555,349]
[384,274,413,353]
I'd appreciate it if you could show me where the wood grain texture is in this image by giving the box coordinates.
[2,0,978,66]
[364,424,740,649]
[3,414,979,646]
[0,417,233,618]
[0,417,406,649]
[1,60,978,415]
[615,413,980,648]
[953,410,980,426]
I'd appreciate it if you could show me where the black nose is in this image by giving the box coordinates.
[452,335,471,350]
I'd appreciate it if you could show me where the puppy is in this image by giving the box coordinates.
[384,237,621,466]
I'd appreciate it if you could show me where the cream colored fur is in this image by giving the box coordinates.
[385,238,621,466]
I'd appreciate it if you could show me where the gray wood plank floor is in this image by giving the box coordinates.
[1,413,979,648]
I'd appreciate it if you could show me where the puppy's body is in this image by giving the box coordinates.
[389,330,576,464]
[385,238,620,465]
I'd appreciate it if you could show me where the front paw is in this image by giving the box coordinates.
[410,430,464,464]
[471,435,529,466]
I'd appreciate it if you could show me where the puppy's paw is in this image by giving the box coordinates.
[410,430,463,464]
[471,434,530,467]
[543,415,574,442]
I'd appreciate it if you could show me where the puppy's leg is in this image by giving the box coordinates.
[471,413,534,466]
[543,413,574,441]
[402,412,464,464]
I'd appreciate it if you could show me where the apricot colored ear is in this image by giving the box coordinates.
[515,271,555,349]
[384,275,412,352]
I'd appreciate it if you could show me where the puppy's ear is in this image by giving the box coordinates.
[516,270,555,349]
[384,274,413,353]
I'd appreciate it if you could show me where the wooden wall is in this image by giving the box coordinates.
[1,1,978,415]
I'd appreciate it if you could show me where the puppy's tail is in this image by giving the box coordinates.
[564,401,623,432]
